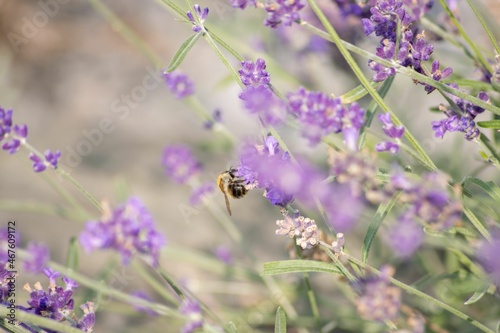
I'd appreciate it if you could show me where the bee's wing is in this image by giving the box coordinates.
[223,192,232,216]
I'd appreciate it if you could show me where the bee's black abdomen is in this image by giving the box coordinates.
[231,184,247,198]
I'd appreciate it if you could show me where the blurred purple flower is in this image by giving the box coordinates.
[287,87,365,147]
[179,299,203,333]
[79,197,166,267]
[132,291,158,317]
[186,4,209,33]
[376,112,404,154]
[229,0,256,9]
[264,0,306,28]
[77,302,96,333]
[190,182,215,205]
[163,71,195,99]
[239,85,287,126]
[477,230,500,287]
[162,145,201,184]
[386,216,424,258]
[29,150,61,173]
[214,246,233,264]
[354,266,401,321]
[23,242,50,274]
[203,109,222,130]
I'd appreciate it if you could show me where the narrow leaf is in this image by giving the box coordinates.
[362,192,399,262]
[65,236,79,270]
[274,307,286,333]
[262,260,341,276]
[463,177,500,203]
[340,82,379,104]
[166,33,202,72]
[464,284,489,305]
[477,120,500,129]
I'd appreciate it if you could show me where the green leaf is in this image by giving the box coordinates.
[463,177,500,203]
[158,269,185,299]
[477,120,500,129]
[166,33,202,72]
[464,283,489,305]
[340,82,378,104]
[274,307,286,333]
[362,192,399,262]
[65,236,79,270]
[262,260,341,276]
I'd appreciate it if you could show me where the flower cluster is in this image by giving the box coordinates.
[238,58,287,126]
[264,0,306,28]
[236,135,295,206]
[276,211,320,250]
[163,71,195,99]
[384,171,461,257]
[353,266,401,321]
[432,87,489,141]
[79,197,166,267]
[362,0,445,84]
[21,268,95,333]
[189,182,215,205]
[162,145,201,184]
[179,299,203,333]
[229,0,256,9]
[375,112,404,153]
[186,5,209,33]
[1,107,61,172]
[287,87,366,147]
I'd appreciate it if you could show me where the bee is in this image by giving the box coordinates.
[217,168,247,216]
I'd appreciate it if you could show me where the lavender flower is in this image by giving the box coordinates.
[354,266,401,321]
[2,124,27,154]
[432,88,489,141]
[203,109,222,130]
[276,212,320,250]
[264,0,306,28]
[375,112,404,153]
[287,87,365,147]
[236,135,296,207]
[79,197,166,267]
[229,0,256,9]
[179,299,203,333]
[186,5,209,33]
[424,60,453,94]
[239,58,271,87]
[29,150,61,173]
[189,182,215,205]
[22,242,50,274]
[21,268,94,333]
[163,71,195,99]
[477,230,500,287]
[239,85,287,126]
[389,171,461,230]
[386,217,424,257]
[162,145,201,184]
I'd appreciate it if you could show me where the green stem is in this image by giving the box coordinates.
[56,168,103,213]
[303,273,322,333]
[438,0,493,73]
[465,0,500,55]
[345,254,495,333]
[87,0,162,66]
[0,306,84,333]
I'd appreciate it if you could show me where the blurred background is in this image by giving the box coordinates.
[0,0,499,332]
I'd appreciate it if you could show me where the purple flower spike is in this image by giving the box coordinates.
[376,112,404,153]
[2,138,21,154]
[240,85,286,126]
[424,60,453,93]
[162,145,201,184]
[77,302,96,332]
[79,197,166,267]
[368,60,396,82]
[264,0,306,28]
[187,4,209,33]
[386,217,424,257]
[180,299,203,333]
[477,230,500,287]
[44,149,61,169]
[230,0,256,9]
[163,71,195,99]
[239,58,271,87]
[29,153,47,172]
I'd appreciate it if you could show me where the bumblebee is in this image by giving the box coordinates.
[217,168,247,216]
